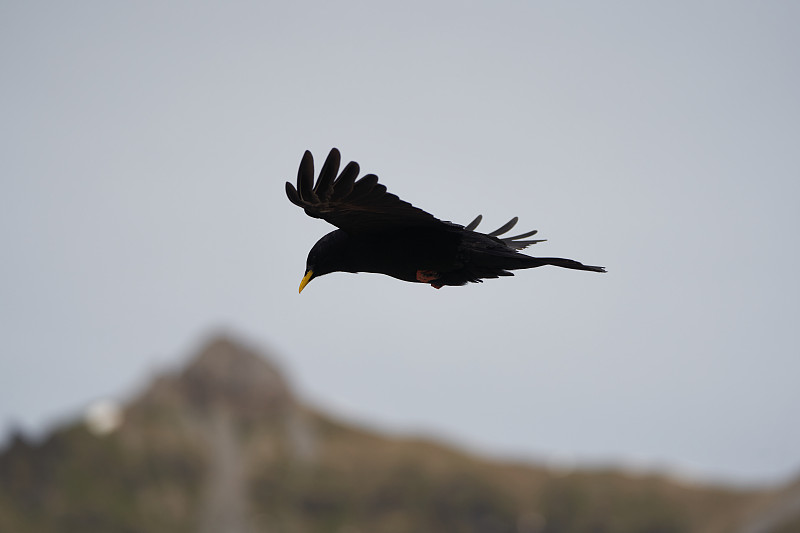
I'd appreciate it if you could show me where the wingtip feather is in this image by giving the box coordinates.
[488,217,519,237]
[297,151,316,201]
[349,174,379,200]
[314,148,341,200]
[285,181,303,207]
[330,161,359,201]
[464,215,482,231]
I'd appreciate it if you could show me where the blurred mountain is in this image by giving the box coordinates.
[1,335,798,533]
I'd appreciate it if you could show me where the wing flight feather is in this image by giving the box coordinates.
[285,148,443,234]
[465,215,547,250]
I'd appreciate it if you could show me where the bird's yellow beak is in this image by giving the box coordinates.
[298,270,314,293]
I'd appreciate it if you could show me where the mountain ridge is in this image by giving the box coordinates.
[1,335,797,533]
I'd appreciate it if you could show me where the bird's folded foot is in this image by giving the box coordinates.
[416,270,440,283]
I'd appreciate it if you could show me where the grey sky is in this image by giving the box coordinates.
[2,2,799,486]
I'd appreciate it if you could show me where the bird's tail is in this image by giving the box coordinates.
[445,224,606,286]
[452,250,606,286]
[513,256,607,273]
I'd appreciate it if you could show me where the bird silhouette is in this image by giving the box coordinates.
[286,148,605,292]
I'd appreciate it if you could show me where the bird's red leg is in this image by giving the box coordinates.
[416,270,439,283]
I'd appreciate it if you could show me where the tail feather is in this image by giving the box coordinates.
[470,248,606,273]
[437,226,606,286]
[517,256,606,273]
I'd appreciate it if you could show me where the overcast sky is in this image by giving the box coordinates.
[2,2,799,486]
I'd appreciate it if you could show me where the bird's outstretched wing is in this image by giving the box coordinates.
[286,148,444,234]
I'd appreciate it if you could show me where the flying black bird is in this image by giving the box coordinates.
[286,148,605,292]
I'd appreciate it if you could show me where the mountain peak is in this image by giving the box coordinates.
[182,335,293,415]
[134,335,294,421]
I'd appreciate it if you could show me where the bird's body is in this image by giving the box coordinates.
[312,228,458,282]
[286,149,605,292]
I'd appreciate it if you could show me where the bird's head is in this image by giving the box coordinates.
[298,230,350,293]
